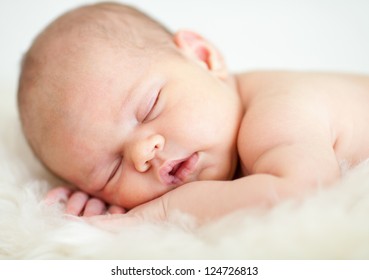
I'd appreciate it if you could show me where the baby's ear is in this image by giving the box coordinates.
[173,30,228,80]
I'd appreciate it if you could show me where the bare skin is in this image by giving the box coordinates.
[46,65,369,225]
[19,4,369,227]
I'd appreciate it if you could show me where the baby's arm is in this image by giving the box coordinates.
[159,142,340,223]
[85,138,340,227]
[45,186,126,216]
[86,83,343,226]
[120,140,340,225]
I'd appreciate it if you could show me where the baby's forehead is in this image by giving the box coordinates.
[40,5,171,51]
[25,3,176,93]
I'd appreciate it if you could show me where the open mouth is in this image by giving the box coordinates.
[159,153,199,186]
[169,161,182,176]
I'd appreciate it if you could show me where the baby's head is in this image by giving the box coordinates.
[18,2,242,209]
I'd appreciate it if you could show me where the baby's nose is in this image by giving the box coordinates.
[131,134,165,172]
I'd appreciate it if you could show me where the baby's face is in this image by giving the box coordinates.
[40,41,242,209]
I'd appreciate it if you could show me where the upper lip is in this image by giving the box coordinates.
[158,153,198,187]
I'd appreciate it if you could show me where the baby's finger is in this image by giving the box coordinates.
[44,186,72,205]
[83,198,107,217]
[107,205,127,214]
[66,191,89,216]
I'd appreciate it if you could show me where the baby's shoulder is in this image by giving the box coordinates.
[235,70,369,174]
[236,71,328,122]
[237,71,325,101]
[235,71,335,170]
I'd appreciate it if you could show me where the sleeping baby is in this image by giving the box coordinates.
[18,2,369,226]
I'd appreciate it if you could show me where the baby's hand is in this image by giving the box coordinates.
[44,186,126,217]
[83,195,168,231]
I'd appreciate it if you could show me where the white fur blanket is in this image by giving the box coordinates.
[1,106,369,259]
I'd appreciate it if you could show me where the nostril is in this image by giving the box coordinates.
[149,134,165,153]
[153,142,163,152]
[139,161,150,172]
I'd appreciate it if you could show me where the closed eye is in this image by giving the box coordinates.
[107,157,122,184]
[143,89,161,122]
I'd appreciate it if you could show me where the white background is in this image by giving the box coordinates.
[1,0,369,114]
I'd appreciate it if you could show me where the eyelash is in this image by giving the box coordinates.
[143,90,161,122]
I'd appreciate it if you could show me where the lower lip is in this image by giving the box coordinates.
[161,153,199,186]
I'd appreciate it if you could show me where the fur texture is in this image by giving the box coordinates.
[1,106,369,259]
